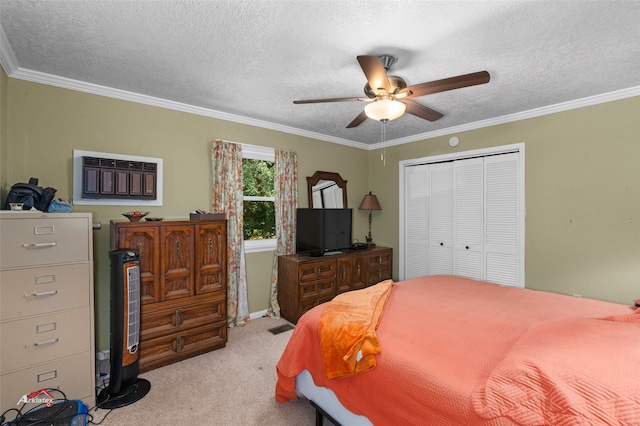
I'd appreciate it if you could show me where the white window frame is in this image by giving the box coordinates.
[242,143,277,253]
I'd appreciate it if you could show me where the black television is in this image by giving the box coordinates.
[296,208,352,256]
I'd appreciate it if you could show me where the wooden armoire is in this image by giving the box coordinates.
[111,219,227,372]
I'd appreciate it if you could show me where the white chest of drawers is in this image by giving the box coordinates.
[0,212,96,415]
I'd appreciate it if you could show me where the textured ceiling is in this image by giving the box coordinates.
[1,1,639,148]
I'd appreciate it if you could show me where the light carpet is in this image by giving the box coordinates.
[93,316,316,425]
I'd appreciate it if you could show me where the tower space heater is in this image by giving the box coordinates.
[98,249,151,409]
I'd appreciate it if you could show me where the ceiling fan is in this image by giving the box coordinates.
[293,54,490,128]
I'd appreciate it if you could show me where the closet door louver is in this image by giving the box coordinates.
[484,153,519,286]
[401,149,522,287]
[454,158,485,280]
[428,162,454,275]
[404,165,429,279]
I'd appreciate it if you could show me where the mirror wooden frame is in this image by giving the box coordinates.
[306,171,348,208]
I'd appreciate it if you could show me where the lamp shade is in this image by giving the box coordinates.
[358,192,382,211]
[364,99,406,121]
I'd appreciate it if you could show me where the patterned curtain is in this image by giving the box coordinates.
[268,149,298,317]
[211,140,250,327]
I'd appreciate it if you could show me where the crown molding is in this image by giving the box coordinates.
[371,86,640,150]
[1,57,637,152]
[2,65,369,150]
[0,24,18,75]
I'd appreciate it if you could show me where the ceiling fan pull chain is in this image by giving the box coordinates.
[381,122,384,161]
[381,120,387,166]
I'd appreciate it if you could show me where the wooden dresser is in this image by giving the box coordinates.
[0,212,95,416]
[277,246,392,323]
[111,219,227,372]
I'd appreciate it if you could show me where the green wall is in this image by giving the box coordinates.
[1,78,369,351]
[368,97,640,305]
[2,74,639,352]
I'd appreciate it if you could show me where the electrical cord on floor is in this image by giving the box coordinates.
[85,409,113,425]
[0,382,123,426]
[0,388,84,426]
[85,381,114,425]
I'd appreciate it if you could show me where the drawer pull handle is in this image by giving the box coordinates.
[25,290,58,298]
[22,242,57,248]
[176,336,184,353]
[175,310,183,327]
[32,338,59,347]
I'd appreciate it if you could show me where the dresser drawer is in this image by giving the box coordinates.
[0,264,91,321]
[0,215,91,268]
[1,309,92,372]
[1,352,93,414]
[299,278,335,301]
[367,265,392,285]
[139,323,227,373]
[299,294,333,319]
[141,297,226,340]
[298,260,336,283]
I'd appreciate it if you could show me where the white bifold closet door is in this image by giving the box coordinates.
[483,153,520,286]
[403,152,521,287]
[428,162,454,276]
[404,165,430,279]
[454,157,484,280]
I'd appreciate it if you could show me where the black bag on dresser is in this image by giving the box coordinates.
[5,177,57,211]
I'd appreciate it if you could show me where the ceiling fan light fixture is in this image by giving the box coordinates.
[364,98,406,121]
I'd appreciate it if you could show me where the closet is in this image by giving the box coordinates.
[401,145,523,287]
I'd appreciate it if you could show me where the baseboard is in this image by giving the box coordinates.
[250,309,268,319]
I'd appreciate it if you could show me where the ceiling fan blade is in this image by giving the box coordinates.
[293,96,370,104]
[346,110,368,128]
[400,99,444,122]
[399,71,490,98]
[357,55,391,93]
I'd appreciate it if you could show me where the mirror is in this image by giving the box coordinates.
[307,171,348,208]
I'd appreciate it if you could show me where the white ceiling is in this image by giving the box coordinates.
[1,1,639,148]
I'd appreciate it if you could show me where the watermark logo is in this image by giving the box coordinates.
[17,389,55,407]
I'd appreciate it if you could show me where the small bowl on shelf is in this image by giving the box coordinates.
[122,211,148,222]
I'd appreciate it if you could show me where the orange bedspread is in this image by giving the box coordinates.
[276,275,637,425]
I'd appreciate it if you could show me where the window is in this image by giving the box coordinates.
[242,144,276,253]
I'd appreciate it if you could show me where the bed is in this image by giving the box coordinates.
[276,275,640,425]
